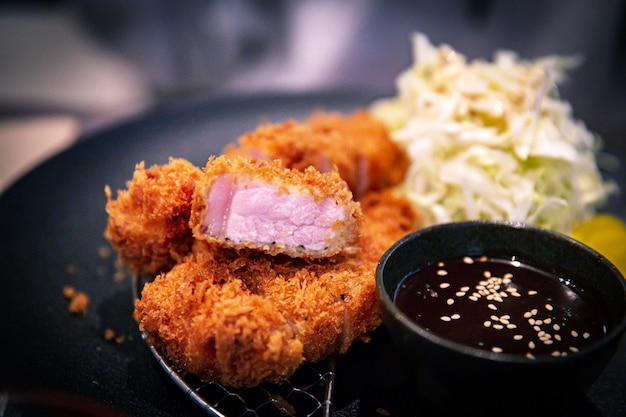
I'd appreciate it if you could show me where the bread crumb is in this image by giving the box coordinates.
[69,292,89,314]
[104,328,126,343]
[112,257,128,283]
[104,328,116,341]
[63,285,76,299]
[64,285,89,315]
[98,245,112,259]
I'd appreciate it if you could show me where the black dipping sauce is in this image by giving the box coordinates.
[394,256,606,358]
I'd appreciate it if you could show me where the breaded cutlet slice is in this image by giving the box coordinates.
[104,158,202,276]
[189,155,363,258]
[224,110,409,199]
[133,247,304,388]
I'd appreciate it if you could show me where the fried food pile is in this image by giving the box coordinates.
[105,110,420,387]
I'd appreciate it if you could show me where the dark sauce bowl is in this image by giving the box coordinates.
[376,220,626,412]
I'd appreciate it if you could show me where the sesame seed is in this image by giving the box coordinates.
[483,321,492,327]
[531,309,538,315]
[533,325,541,332]
[544,318,552,324]
[554,334,562,341]
[440,316,452,322]
[437,261,445,267]
[528,290,538,296]
[439,282,450,289]
[528,318,536,325]
[523,312,533,319]
[535,319,543,325]
[569,346,580,353]
[553,324,560,331]
[492,347,503,353]
[545,304,554,311]
[526,353,536,360]
[490,315,500,321]
[455,291,466,297]
[528,341,536,349]
[583,332,591,339]
[437,270,448,276]
[543,339,554,345]
[551,351,561,357]
[469,296,479,301]
[506,324,517,329]
[451,313,461,320]
[460,286,470,292]
[513,335,523,340]
[447,298,454,305]
[488,304,497,311]
[500,318,510,325]
[571,330,579,338]
[463,256,474,264]
[483,271,492,278]
[493,324,504,330]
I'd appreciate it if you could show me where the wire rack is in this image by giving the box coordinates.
[134,276,336,417]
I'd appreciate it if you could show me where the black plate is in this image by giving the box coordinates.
[1,92,625,417]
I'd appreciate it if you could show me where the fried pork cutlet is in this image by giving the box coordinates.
[224,110,409,199]
[189,155,363,258]
[134,248,305,387]
[104,158,202,276]
[134,190,420,387]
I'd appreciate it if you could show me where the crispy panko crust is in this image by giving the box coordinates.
[134,190,420,387]
[224,110,408,199]
[189,155,363,258]
[134,248,305,387]
[104,158,202,276]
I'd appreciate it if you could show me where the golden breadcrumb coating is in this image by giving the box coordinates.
[224,110,408,199]
[104,158,202,276]
[306,110,409,196]
[134,248,304,387]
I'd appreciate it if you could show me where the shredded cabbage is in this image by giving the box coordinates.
[371,33,616,234]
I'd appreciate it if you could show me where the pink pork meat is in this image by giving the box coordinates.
[190,156,363,258]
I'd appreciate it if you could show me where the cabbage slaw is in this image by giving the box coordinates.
[371,33,616,234]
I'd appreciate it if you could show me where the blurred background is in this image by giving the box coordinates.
[1,0,625,191]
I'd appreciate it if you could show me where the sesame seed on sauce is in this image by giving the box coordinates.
[394,255,606,358]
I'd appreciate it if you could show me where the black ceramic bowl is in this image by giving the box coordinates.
[376,220,626,411]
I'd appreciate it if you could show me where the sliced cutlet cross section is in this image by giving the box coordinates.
[190,156,363,258]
